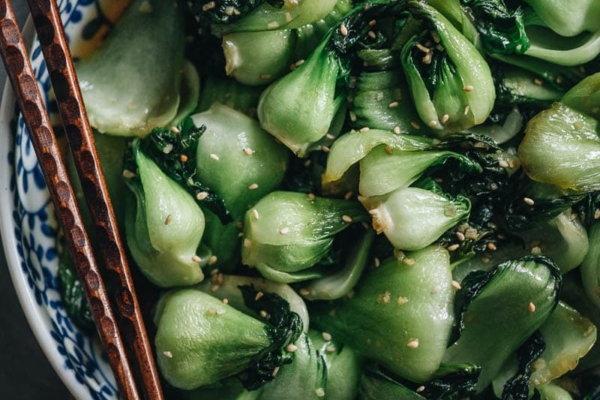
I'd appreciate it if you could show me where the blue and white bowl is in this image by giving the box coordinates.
[0,1,129,398]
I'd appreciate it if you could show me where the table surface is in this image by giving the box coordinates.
[0,1,71,398]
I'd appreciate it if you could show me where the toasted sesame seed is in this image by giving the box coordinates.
[210,153,220,161]
[163,143,174,154]
[342,215,353,223]
[259,310,269,318]
[498,159,509,168]
[378,291,391,303]
[267,21,279,29]
[299,288,310,296]
[321,145,330,152]
[428,120,438,127]
[456,232,466,241]
[206,307,217,315]
[531,246,542,255]
[216,309,226,315]
[179,154,188,163]
[368,30,377,39]
[528,302,536,312]
[369,19,377,26]
[251,209,259,220]
[464,105,470,115]
[208,255,218,265]
[191,255,202,263]
[248,183,259,190]
[260,74,272,80]
[170,126,180,134]
[316,388,325,397]
[416,385,426,393]
[388,101,399,108]
[447,243,460,251]
[196,191,209,200]
[487,242,497,251]
[326,345,336,352]
[202,2,215,11]
[397,296,409,305]
[243,148,254,156]
[339,23,348,36]
[403,257,415,265]
[344,191,354,200]
[465,228,478,240]
[532,358,546,371]
[322,332,332,341]
[523,197,535,206]
[279,227,290,235]
[286,344,298,352]
[122,169,136,179]
[393,126,401,134]
[255,291,264,301]
[272,366,280,377]
[574,121,584,130]
[595,209,600,219]
[285,11,292,22]
[164,214,173,225]
[416,43,430,53]
[407,339,419,349]
[441,114,450,124]
[374,257,380,268]
[224,5,235,15]
[163,351,173,358]
[481,256,491,263]
[326,133,336,140]
[211,284,220,292]
[463,85,474,92]
[307,193,316,201]
[452,280,462,290]
[243,238,252,248]
[359,127,370,133]
[533,78,543,86]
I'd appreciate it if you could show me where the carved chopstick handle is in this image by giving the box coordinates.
[25,1,165,399]
[0,1,140,399]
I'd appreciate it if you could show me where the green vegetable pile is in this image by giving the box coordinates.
[57,0,600,398]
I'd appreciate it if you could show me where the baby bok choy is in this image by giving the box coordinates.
[400,0,496,134]
[241,191,369,283]
[444,255,562,392]
[154,284,303,390]
[311,245,456,384]
[518,102,600,192]
[124,139,206,288]
[360,186,471,251]
[76,0,190,137]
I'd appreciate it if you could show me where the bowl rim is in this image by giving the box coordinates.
[0,17,92,400]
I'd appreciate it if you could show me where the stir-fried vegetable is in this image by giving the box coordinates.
[60,0,600,398]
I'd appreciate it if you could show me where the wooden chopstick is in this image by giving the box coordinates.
[25,1,165,399]
[0,1,163,399]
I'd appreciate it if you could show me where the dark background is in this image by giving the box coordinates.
[0,1,71,398]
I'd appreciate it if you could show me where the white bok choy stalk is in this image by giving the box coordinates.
[76,0,189,137]
[360,186,471,251]
[124,140,206,288]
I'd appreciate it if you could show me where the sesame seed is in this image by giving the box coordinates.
[322,332,332,341]
[272,366,280,377]
[388,101,399,108]
[326,345,336,352]
[267,21,279,29]
[208,255,218,265]
[260,74,272,80]
[222,298,229,304]
[416,43,429,53]
[191,255,202,263]
[556,76,563,85]
[368,30,377,39]
[528,302,536,312]
[397,296,409,305]
[170,126,180,134]
[316,388,325,397]
[259,310,269,319]
[403,257,415,265]
[574,121,584,130]
[202,1,216,11]
[359,127,370,133]
[374,257,380,267]
[465,228,478,240]
[224,5,235,15]
[349,111,357,121]
[447,243,460,251]
[163,143,174,154]
[211,284,220,292]
[285,11,292,22]
[304,159,312,167]
[164,214,173,225]
[326,133,336,140]
[523,197,535,206]
[531,246,542,255]
[456,232,466,241]
[286,344,298,352]
[369,19,377,26]
[248,183,259,190]
[321,145,330,152]
[179,154,188,162]
[342,215,353,223]
[216,309,226,315]
[252,209,259,220]
[487,242,497,251]
[339,23,348,36]
[243,148,254,156]
[533,78,543,86]
[299,288,310,296]
[498,159,509,168]
[428,120,438,127]
[481,256,491,263]
[210,153,220,161]
[344,191,353,200]
[122,169,136,179]
[441,114,450,124]
[407,339,419,348]
[595,209,600,219]
[243,238,252,248]
[279,227,290,235]
[463,85,474,92]
[206,307,217,315]
[307,193,316,201]
[464,105,470,115]
[393,126,401,134]
[452,280,462,290]
[163,351,173,358]
[255,291,264,301]
[196,191,209,200]
[532,358,546,371]
[378,291,391,303]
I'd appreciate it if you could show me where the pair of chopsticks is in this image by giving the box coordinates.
[0,1,163,399]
